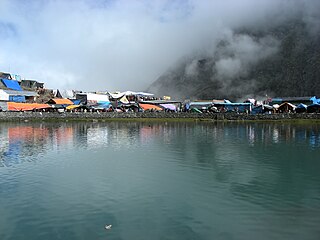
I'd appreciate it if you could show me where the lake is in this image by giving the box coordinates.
[0,121,320,240]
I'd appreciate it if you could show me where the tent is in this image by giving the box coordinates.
[109,91,154,99]
[310,96,320,104]
[295,103,308,113]
[48,98,74,105]
[139,103,163,111]
[160,103,177,111]
[0,89,38,102]
[252,104,274,114]
[66,105,81,110]
[277,102,296,113]
[7,102,51,111]
[307,104,320,113]
[86,93,110,105]
[54,89,75,99]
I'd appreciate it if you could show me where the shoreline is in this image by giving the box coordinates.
[1,112,320,123]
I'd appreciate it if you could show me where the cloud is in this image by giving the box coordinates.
[0,0,317,92]
[214,34,280,80]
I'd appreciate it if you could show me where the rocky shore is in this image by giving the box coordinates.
[1,111,320,122]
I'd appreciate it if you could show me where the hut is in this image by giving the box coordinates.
[277,102,296,113]
[20,80,44,90]
[0,89,38,102]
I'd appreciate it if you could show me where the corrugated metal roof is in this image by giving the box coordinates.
[1,89,38,96]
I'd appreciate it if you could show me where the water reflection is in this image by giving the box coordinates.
[1,121,320,240]
[1,121,320,168]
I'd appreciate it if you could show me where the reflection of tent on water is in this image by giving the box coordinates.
[139,103,163,111]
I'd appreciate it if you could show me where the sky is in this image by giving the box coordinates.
[0,0,318,92]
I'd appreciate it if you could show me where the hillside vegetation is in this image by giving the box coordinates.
[148,17,320,101]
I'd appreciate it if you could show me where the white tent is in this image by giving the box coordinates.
[108,91,154,99]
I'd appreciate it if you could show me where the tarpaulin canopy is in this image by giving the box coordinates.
[1,79,22,91]
[49,98,74,105]
[55,89,75,99]
[109,91,154,99]
[120,95,129,104]
[87,93,110,103]
[139,103,163,111]
[296,103,307,109]
[191,108,202,113]
[310,96,320,104]
[66,105,80,110]
[7,102,51,111]
[160,103,176,111]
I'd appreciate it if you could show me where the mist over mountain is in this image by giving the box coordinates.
[148,9,320,101]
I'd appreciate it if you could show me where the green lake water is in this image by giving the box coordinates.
[0,121,320,240]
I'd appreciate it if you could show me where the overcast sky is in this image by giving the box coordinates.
[0,0,317,92]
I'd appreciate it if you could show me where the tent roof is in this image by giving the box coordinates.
[50,98,74,105]
[296,103,307,109]
[160,103,176,111]
[58,89,75,99]
[109,91,154,99]
[66,105,80,110]
[139,103,163,111]
[141,100,181,104]
[1,79,22,91]
[279,102,296,108]
[0,89,38,96]
[214,102,251,106]
[7,102,51,111]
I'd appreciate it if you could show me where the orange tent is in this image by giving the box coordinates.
[7,102,51,111]
[50,98,74,105]
[139,103,163,111]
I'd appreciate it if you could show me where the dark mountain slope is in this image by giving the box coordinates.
[148,18,320,101]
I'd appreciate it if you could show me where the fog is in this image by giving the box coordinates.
[0,0,318,92]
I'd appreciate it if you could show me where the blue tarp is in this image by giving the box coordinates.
[71,99,81,105]
[1,79,22,91]
[296,103,307,109]
[9,95,26,103]
[214,102,252,113]
[310,96,320,104]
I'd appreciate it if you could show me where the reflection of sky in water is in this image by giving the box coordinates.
[0,121,320,240]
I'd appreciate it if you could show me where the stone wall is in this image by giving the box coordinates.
[0,111,320,122]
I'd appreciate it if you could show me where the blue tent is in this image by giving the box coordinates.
[296,103,307,113]
[1,79,22,91]
[310,96,320,104]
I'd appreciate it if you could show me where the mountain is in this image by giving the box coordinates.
[147,17,320,101]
